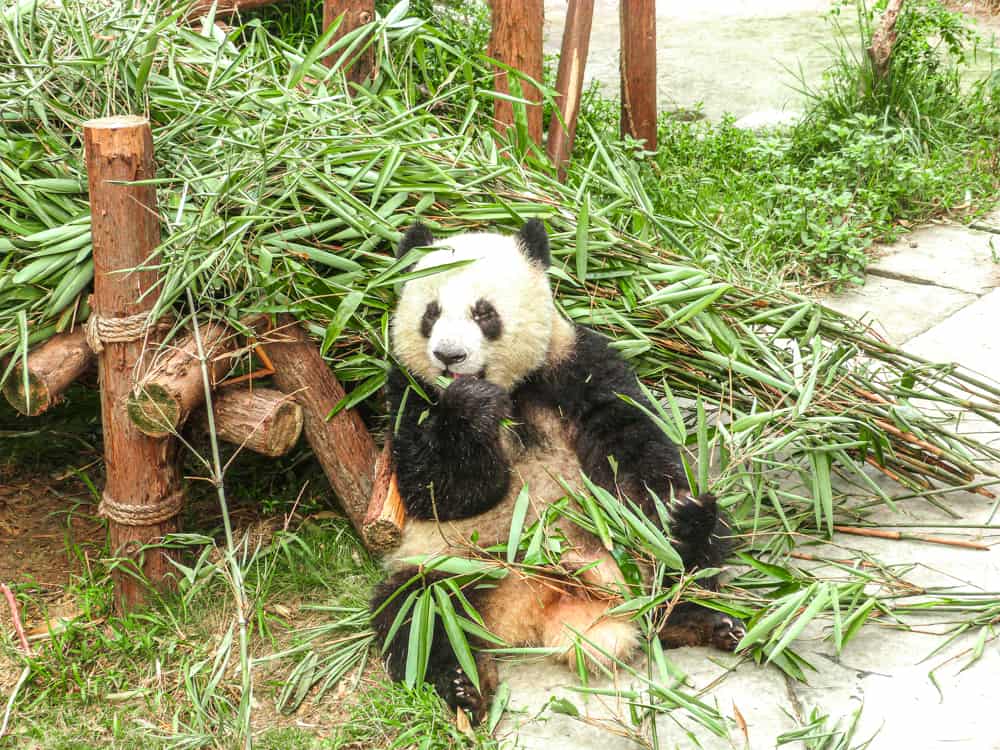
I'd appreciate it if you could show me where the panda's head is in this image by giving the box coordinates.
[390,219,560,391]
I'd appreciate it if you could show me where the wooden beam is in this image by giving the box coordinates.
[126,322,238,438]
[322,0,376,83]
[83,115,182,612]
[547,0,595,178]
[195,387,303,458]
[2,327,93,415]
[619,0,657,149]
[363,440,405,552]
[259,318,378,535]
[489,0,544,144]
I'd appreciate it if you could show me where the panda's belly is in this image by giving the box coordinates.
[389,406,594,568]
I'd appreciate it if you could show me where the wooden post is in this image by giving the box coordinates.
[619,0,657,150]
[547,0,595,178]
[489,0,544,144]
[2,327,93,415]
[322,0,375,83]
[84,115,182,611]
[259,318,377,534]
[195,387,304,457]
[126,321,237,438]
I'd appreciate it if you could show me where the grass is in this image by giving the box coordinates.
[0,0,998,748]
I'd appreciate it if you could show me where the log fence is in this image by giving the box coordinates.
[3,0,659,610]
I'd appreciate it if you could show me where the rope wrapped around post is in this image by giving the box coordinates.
[99,489,185,527]
[84,308,173,354]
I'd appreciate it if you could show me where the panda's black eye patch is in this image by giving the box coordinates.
[471,299,502,340]
[420,301,440,338]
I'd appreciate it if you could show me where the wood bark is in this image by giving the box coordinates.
[868,0,906,81]
[322,0,376,83]
[258,317,377,534]
[2,327,93,415]
[84,115,182,612]
[195,387,303,457]
[363,440,405,552]
[186,0,282,18]
[489,0,544,145]
[547,0,595,178]
[126,322,238,438]
[619,0,657,149]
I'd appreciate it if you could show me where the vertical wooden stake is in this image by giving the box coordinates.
[322,0,375,83]
[547,0,595,178]
[84,116,182,612]
[620,0,657,150]
[489,0,544,145]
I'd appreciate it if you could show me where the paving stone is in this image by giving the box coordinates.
[869,224,1000,295]
[823,274,975,344]
[905,288,1000,379]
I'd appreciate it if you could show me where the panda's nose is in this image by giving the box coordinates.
[434,348,467,367]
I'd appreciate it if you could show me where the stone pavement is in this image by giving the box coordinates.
[495,217,1000,749]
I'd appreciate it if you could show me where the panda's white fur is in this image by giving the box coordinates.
[391,231,575,391]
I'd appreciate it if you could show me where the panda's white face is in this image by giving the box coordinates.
[391,232,558,391]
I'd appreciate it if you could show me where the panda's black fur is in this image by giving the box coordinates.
[371,220,743,720]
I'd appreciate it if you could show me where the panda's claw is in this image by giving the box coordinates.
[710,614,746,652]
[443,665,489,721]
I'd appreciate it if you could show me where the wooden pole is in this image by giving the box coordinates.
[322,0,375,83]
[259,318,378,534]
[619,0,657,150]
[126,321,238,437]
[84,115,182,611]
[2,327,93,415]
[547,0,595,178]
[489,0,544,145]
[195,387,303,458]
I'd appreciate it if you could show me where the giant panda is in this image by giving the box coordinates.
[371,219,744,720]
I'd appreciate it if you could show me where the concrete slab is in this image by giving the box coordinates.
[906,288,1000,379]
[869,224,1000,295]
[823,274,975,345]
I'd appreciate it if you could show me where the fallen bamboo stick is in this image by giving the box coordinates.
[2,327,93,415]
[833,525,989,551]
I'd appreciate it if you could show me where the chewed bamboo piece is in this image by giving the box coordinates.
[833,525,989,551]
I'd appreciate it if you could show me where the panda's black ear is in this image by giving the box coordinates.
[517,218,550,268]
[396,222,434,259]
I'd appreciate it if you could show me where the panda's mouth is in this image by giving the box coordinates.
[446,368,485,379]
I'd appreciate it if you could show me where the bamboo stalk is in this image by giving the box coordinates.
[833,525,989,551]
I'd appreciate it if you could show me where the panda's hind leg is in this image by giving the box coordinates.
[371,568,498,721]
[662,492,746,652]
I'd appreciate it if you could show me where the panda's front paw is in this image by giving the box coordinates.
[440,378,511,432]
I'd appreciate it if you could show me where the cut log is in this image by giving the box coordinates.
[84,115,183,611]
[363,440,406,553]
[126,321,238,438]
[547,0,595,178]
[322,0,375,82]
[619,0,657,149]
[489,0,544,144]
[2,327,94,416]
[195,386,303,457]
[258,317,378,534]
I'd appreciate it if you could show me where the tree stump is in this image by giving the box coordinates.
[2,327,93,415]
[84,115,183,612]
[620,0,657,149]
